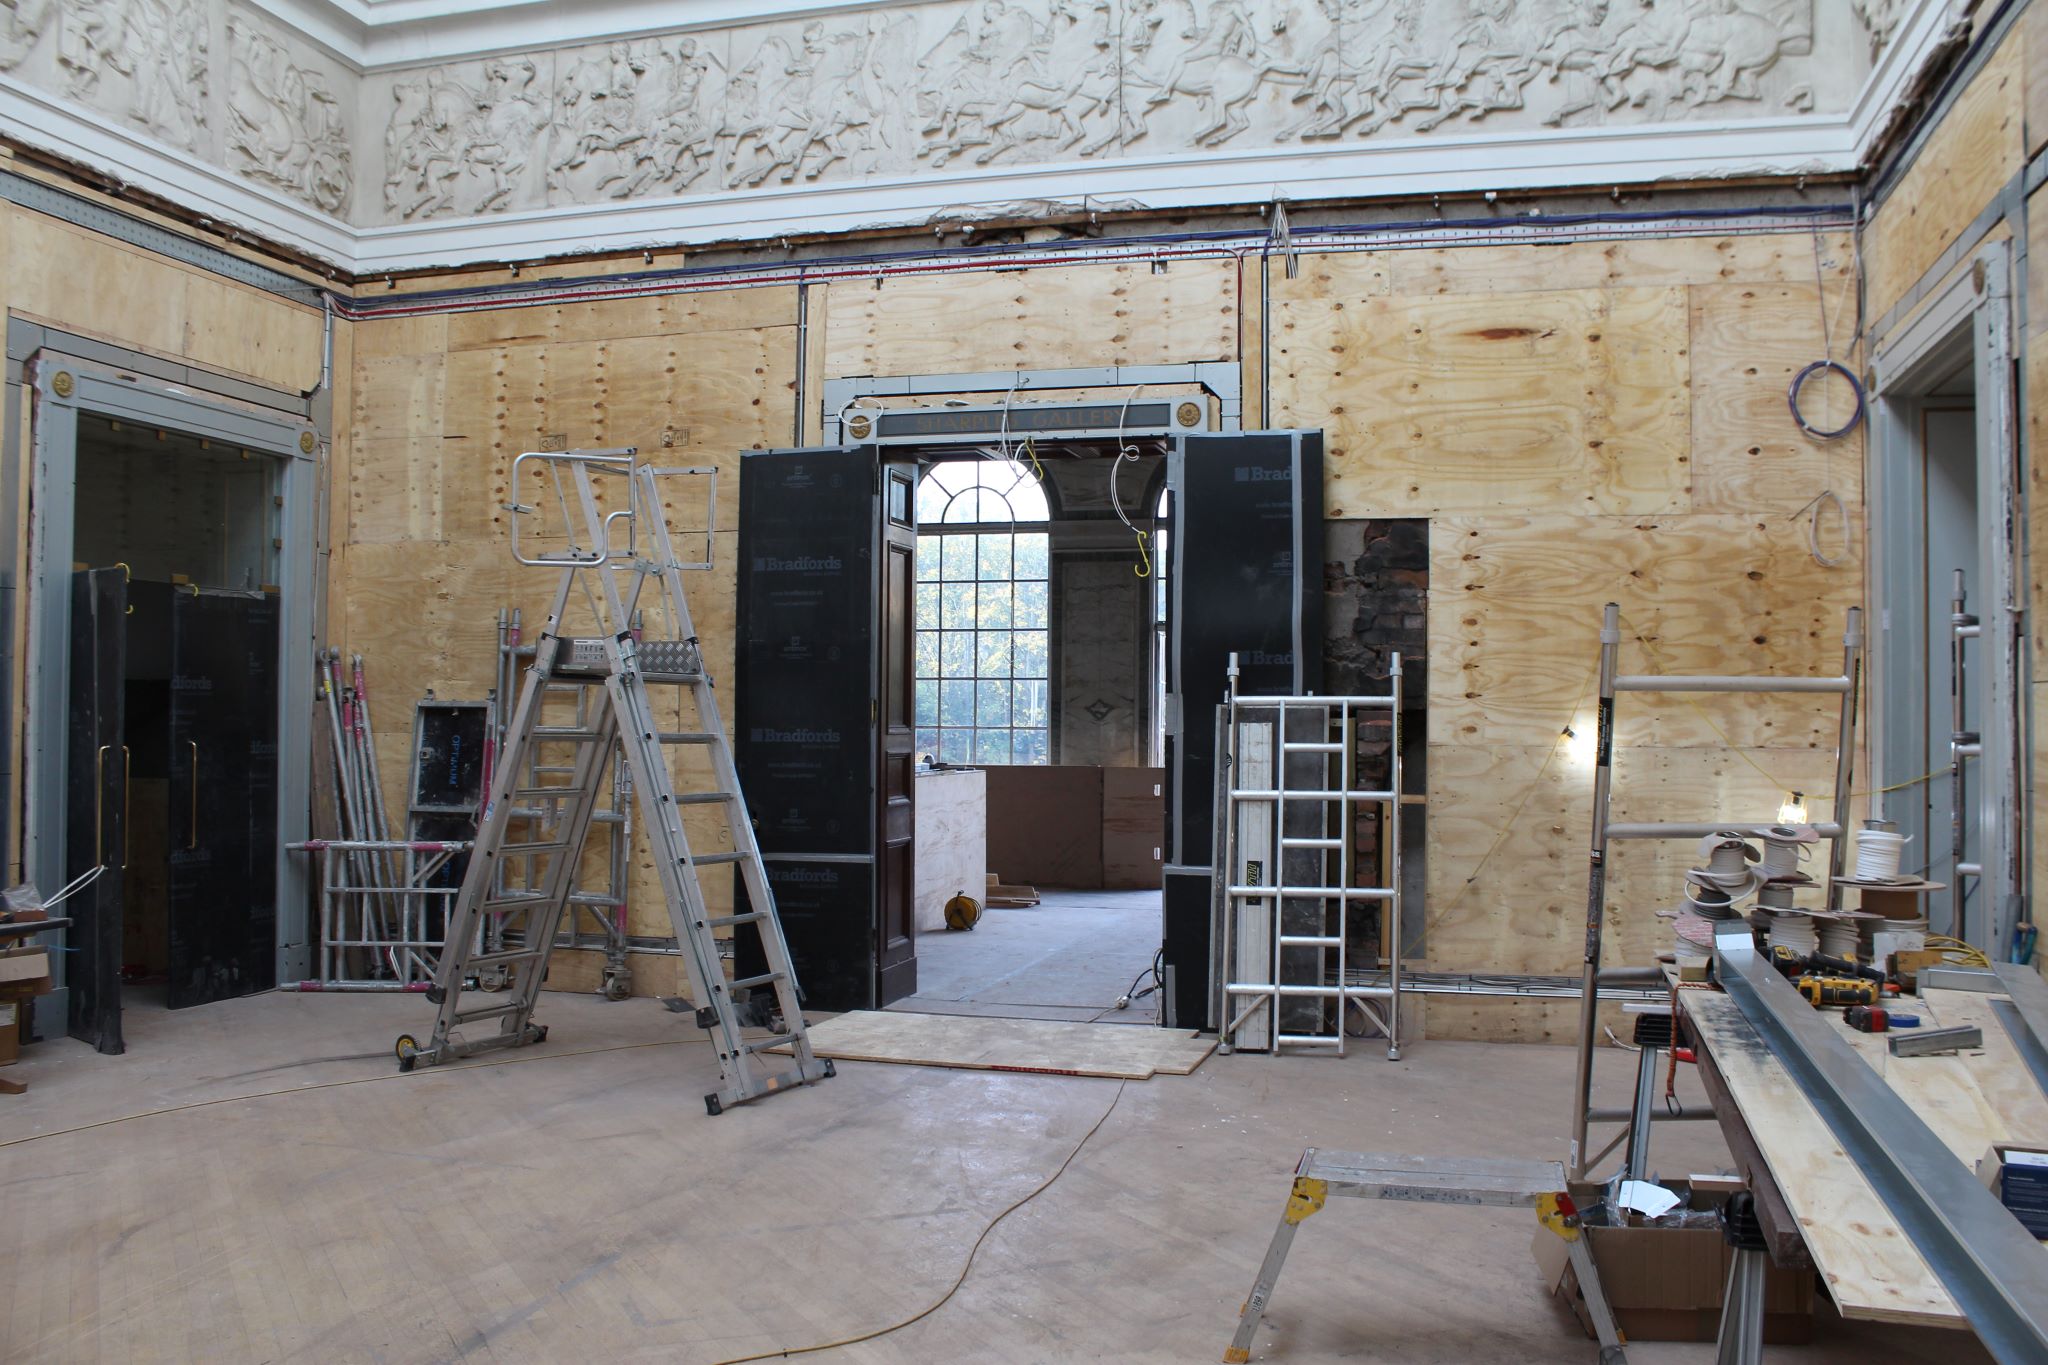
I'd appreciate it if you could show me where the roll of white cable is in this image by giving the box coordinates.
[1816,918,1859,959]
[1759,831,1810,880]
[1854,829,1909,881]
[1768,912,1818,956]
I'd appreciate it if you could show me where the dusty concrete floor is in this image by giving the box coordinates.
[891,889,1162,1024]
[0,991,1988,1364]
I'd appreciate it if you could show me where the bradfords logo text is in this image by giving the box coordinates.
[771,866,839,886]
[1233,466,1290,483]
[1242,650,1293,667]
[750,727,842,745]
[753,554,843,573]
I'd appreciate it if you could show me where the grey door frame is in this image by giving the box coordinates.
[1869,238,2023,949]
[22,356,319,1010]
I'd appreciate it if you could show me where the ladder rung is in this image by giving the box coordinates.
[673,792,736,805]
[729,971,785,991]
[509,787,576,801]
[708,911,769,929]
[1278,935,1343,947]
[1228,886,1391,899]
[1232,789,1396,801]
[1227,983,1343,997]
[1276,1033,1344,1047]
[500,841,572,854]
[530,728,607,741]
[742,1036,797,1054]
[690,852,746,866]
[1614,673,1850,694]
[469,949,546,968]
[660,731,719,744]
[1280,837,1344,849]
[452,1001,525,1023]
[1280,742,1344,753]
[483,895,548,911]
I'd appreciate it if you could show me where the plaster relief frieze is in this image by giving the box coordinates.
[54,0,208,150]
[0,0,52,73]
[227,16,352,214]
[363,0,1862,226]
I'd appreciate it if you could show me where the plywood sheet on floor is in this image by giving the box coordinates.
[783,1011,1213,1079]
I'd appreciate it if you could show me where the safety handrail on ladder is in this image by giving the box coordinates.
[1567,601,1862,1180]
[1218,650,1405,1058]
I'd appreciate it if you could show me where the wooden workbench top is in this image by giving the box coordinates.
[1680,982,2048,1329]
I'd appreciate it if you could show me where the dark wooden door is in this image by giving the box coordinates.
[167,589,279,1008]
[65,567,127,1053]
[875,463,919,1005]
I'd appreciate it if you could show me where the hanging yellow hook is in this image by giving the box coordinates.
[1132,528,1152,579]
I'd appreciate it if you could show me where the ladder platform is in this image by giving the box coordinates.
[1296,1149,1567,1204]
[1223,1148,1626,1362]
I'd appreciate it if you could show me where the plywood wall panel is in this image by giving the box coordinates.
[444,285,796,352]
[821,260,1237,377]
[355,314,449,360]
[1387,233,1856,297]
[1690,282,1863,514]
[349,355,447,544]
[6,212,323,391]
[1277,286,1689,517]
[1429,513,1858,750]
[1866,34,2023,319]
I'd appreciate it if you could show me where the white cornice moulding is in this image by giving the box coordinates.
[353,116,1859,274]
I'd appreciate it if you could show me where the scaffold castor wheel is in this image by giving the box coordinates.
[534,1025,549,1044]
[601,966,632,1002]
[394,1034,420,1073]
[822,1059,836,1079]
[704,1093,723,1116]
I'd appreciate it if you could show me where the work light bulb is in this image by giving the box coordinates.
[1777,791,1807,824]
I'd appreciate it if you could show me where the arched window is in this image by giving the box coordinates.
[913,459,1050,766]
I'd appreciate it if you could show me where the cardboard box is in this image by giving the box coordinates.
[1532,1183,1813,1344]
[0,947,52,994]
[1978,1142,2048,1239]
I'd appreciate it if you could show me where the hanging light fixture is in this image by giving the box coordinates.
[1777,790,1808,824]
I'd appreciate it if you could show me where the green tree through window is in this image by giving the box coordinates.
[914,459,1050,765]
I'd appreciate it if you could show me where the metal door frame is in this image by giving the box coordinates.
[1869,238,2023,950]
[22,357,319,1013]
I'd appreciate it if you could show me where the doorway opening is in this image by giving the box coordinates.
[889,442,1169,1025]
[64,413,284,1044]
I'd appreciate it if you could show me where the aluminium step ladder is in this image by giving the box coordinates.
[1217,651,1405,1057]
[394,448,833,1115]
[1222,1150,1628,1363]
[1566,602,1861,1179]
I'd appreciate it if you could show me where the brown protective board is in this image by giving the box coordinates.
[1102,766,1164,890]
[774,1009,1213,1080]
[983,766,1104,889]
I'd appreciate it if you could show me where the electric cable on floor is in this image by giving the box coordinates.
[0,1036,706,1149]
[705,1078,1128,1365]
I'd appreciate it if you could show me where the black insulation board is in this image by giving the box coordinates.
[1164,431,1323,1030]
[735,448,878,1012]
[411,704,488,813]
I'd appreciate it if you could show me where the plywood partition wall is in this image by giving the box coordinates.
[341,232,1863,1034]
[344,286,800,993]
[1271,235,1864,1039]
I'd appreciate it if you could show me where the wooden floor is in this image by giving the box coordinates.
[0,992,1992,1364]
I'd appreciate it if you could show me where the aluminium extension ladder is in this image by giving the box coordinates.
[394,448,834,1115]
[1566,602,1861,1179]
[1218,651,1404,1057]
[1222,1150,1627,1363]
